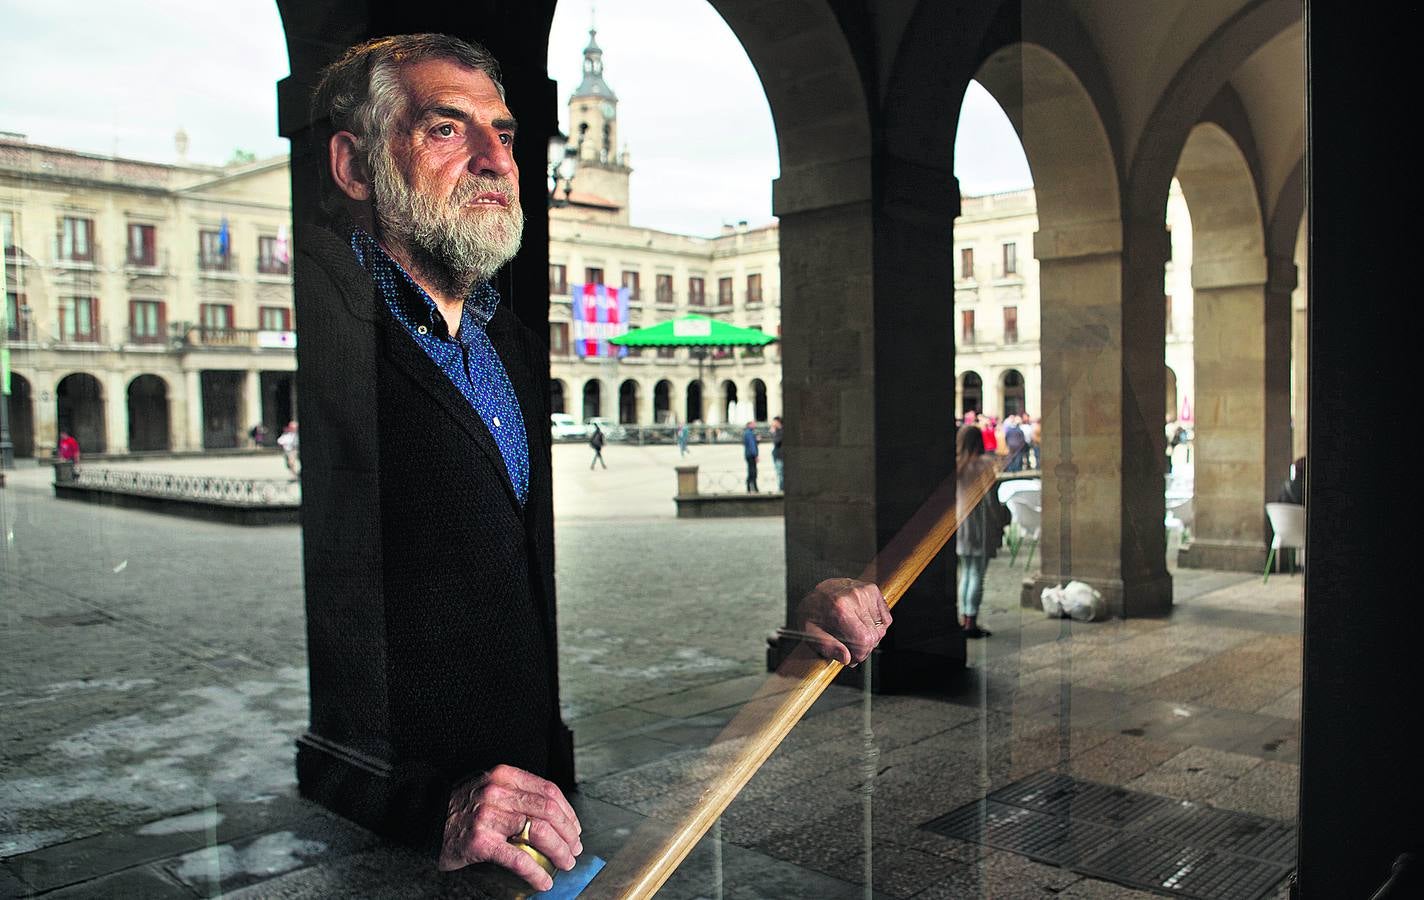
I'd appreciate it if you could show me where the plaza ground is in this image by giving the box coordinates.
[0,445,1300,898]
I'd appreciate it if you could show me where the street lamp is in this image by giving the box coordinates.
[547,130,578,207]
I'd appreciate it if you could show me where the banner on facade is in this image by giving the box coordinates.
[572,283,629,358]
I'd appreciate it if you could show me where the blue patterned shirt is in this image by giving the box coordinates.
[350,229,530,506]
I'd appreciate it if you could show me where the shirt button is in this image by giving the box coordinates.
[417,325,428,335]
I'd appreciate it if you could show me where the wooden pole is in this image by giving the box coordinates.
[583,460,1001,898]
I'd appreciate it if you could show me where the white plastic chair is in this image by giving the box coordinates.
[1263,502,1306,583]
[1005,489,1042,568]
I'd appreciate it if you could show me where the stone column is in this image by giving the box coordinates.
[1180,251,1291,570]
[1021,217,1172,617]
[104,371,128,455]
[34,370,58,454]
[185,369,203,452]
[767,155,962,691]
[243,369,262,441]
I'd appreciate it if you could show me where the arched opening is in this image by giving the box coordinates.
[6,372,35,457]
[127,374,171,452]
[653,380,672,423]
[56,372,106,454]
[686,380,704,423]
[1001,369,1025,417]
[961,371,983,417]
[582,380,602,421]
[751,378,768,422]
[720,379,738,424]
[550,379,567,415]
[1166,366,1179,422]
[1175,121,1275,566]
[618,379,638,424]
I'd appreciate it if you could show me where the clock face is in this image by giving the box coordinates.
[601,102,616,120]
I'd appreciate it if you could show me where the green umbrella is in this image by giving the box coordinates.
[609,314,777,348]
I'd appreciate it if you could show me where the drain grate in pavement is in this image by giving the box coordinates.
[921,800,1117,867]
[1077,833,1290,900]
[921,773,1293,900]
[989,771,1172,828]
[1127,799,1296,865]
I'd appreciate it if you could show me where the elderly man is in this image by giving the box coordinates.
[305,33,890,891]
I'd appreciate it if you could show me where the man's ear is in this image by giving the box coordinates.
[329,131,371,202]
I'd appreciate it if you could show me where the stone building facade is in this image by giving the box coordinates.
[2,135,296,456]
[545,28,783,429]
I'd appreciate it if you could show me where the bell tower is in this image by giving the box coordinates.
[562,24,631,223]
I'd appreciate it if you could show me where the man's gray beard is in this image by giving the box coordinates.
[369,149,524,298]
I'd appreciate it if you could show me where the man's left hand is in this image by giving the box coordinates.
[793,578,891,666]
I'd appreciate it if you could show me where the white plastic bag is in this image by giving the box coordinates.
[1062,580,1105,621]
[1040,584,1067,617]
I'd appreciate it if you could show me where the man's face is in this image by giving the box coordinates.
[369,59,523,292]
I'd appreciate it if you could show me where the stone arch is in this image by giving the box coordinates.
[1166,366,1179,420]
[719,379,738,424]
[6,372,35,457]
[653,379,673,424]
[685,380,704,424]
[618,379,638,425]
[56,372,106,454]
[1175,120,1282,568]
[1127,0,1302,224]
[127,374,171,452]
[1001,369,1025,417]
[750,378,768,422]
[960,371,983,416]
[550,378,567,415]
[581,379,602,421]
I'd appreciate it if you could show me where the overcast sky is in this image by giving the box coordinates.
[1,0,1031,236]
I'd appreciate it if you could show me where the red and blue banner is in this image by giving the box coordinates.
[572,283,629,358]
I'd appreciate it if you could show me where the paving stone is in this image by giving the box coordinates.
[912,849,1079,899]
[1056,874,1166,898]
[38,863,195,899]
[629,674,770,719]
[1066,735,1188,786]
[159,813,378,898]
[1209,761,1299,822]
[574,733,688,781]
[569,706,670,747]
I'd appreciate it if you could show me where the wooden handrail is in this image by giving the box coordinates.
[584,459,1001,898]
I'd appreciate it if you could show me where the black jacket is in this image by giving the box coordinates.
[295,224,568,848]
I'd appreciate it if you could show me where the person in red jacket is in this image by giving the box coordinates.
[57,431,81,466]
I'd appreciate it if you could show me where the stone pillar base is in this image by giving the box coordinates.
[1177,538,1269,572]
[1020,572,1172,619]
[766,630,964,694]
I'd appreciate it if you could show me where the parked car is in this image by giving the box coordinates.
[550,413,586,441]
[585,417,627,441]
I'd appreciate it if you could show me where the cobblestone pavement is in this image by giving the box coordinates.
[0,448,1301,898]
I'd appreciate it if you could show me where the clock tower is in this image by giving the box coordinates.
[561,25,632,223]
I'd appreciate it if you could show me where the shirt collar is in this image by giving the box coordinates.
[349,227,500,337]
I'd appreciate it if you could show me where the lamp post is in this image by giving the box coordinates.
[547,129,578,207]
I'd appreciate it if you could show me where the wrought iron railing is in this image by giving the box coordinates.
[70,468,300,505]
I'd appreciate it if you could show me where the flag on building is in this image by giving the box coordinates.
[276,224,290,264]
[218,218,230,256]
[572,283,629,358]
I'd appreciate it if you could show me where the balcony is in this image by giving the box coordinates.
[198,253,239,277]
[178,324,296,350]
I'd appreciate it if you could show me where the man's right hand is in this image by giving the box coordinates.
[437,764,583,890]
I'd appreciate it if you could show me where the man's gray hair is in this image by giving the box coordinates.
[311,34,505,205]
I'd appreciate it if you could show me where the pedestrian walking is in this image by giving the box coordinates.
[677,422,689,456]
[589,424,607,469]
[770,416,784,491]
[277,420,300,479]
[743,421,760,492]
[1003,413,1027,472]
[956,423,1006,638]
